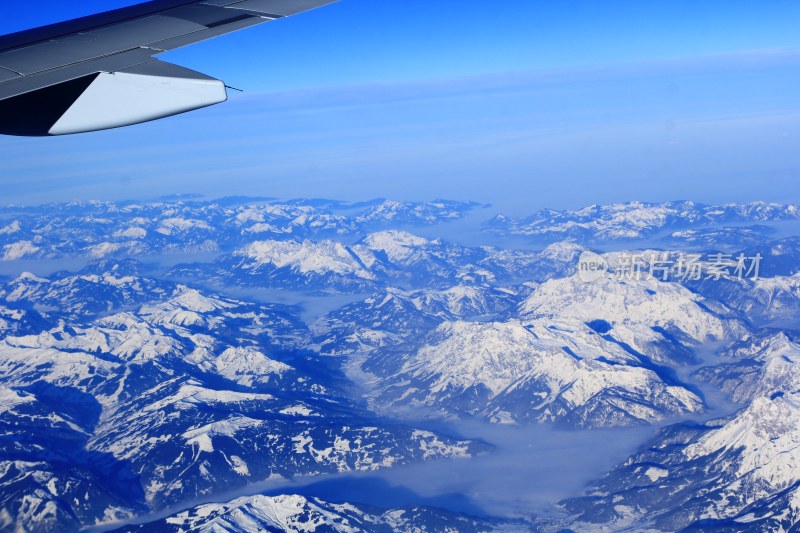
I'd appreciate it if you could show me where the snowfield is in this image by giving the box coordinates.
[1,197,800,532]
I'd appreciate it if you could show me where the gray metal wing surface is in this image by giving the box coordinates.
[0,0,337,135]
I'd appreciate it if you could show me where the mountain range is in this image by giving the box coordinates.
[2,197,800,532]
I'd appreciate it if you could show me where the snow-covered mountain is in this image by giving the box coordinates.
[113,493,534,533]
[663,224,776,250]
[745,236,800,277]
[0,384,147,532]
[519,272,745,365]
[312,284,523,356]
[0,259,172,319]
[4,196,800,532]
[695,332,800,404]
[208,238,382,292]
[0,303,48,336]
[564,391,800,532]
[563,329,800,532]
[355,273,745,427]
[0,265,487,532]
[689,273,800,329]
[0,198,480,261]
[170,230,550,293]
[486,201,800,243]
[363,319,704,428]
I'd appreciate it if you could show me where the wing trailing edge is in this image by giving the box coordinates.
[0,0,338,135]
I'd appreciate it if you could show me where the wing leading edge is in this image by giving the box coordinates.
[0,0,337,136]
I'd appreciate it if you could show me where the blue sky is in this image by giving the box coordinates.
[5,1,800,88]
[1,1,799,213]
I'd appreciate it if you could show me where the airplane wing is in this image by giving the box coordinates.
[0,0,338,136]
